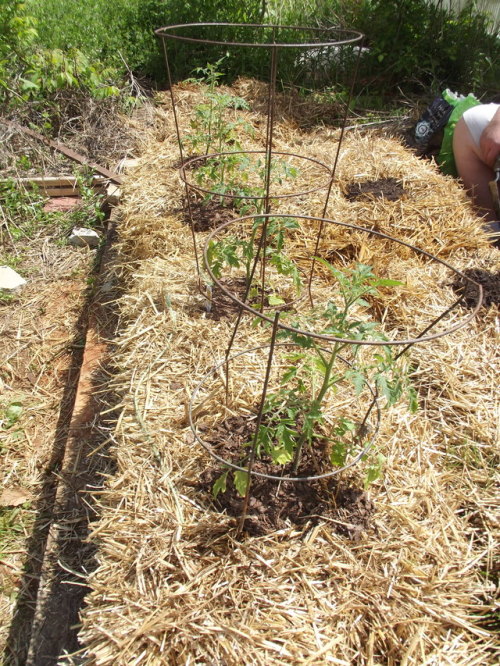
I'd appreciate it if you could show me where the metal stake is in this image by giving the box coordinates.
[237,311,280,535]
[308,42,363,305]
[160,36,202,282]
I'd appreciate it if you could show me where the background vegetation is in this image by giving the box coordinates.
[1,0,499,121]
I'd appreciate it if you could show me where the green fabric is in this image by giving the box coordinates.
[438,91,480,176]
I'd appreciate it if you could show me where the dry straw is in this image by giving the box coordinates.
[78,81,498,665]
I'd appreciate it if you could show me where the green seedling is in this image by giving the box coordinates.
[195,154,300,217]
[184,59,300,218]
[206,216,302,298]
[183,56,252,157]
[1,401,23,429]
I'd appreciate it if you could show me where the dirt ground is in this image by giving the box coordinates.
[0,190,121,663]
[0,96,149,661]
[0,223,93,657]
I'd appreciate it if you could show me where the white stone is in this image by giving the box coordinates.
[69,227,100,248]
[105,183,121,206]
[0,266,26,291]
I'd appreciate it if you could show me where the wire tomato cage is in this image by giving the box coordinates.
[155,22,364,276]
[157,23,483,533]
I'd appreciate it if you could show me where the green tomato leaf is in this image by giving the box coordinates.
[281,366,298,383]
[233,470,249,497]
[364,453,386,488]
[346,369,365,395]
[276,424,297,455]
[374,278,403,287]
[212,471,228,498]
[271,447,293,464]
[313,356,327,374]
[330,440,348,467]
[268,294,285,306]
[377,375,391,403]
[408,386,419,413]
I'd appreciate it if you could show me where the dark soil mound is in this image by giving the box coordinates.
[344,177,406,202]
[198,415,375,539]
[451,268,499,308]
[182,197,237,232]
[203,277,296,320]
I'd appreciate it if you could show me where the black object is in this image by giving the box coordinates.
[414,96,453,149]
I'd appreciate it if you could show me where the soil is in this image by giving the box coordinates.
[198,415,375,539]
[451,268,500,308]
[181,196,238,232]
[171,155,243,233]
[343,177,407,202]
[203,278,245,320]
[170,154,207,171]
[203,277,295,320]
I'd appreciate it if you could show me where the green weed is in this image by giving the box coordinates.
[0,507,32,567]
[0,289,17,304]
[0,253,24,270]
[69,168,106,229]
[1,402,23,430]
[0,169,105,246]
[0,178,47,240]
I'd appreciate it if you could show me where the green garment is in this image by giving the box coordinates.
[438,90,480,176]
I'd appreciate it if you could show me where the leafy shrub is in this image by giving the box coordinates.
[10,0,500,106]
[27,0,267,83]
[0,0,38,102]
[355,0,500,97]
[282,0,499,98]
[1,1,127,111]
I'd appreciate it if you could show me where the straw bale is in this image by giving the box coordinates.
[77,80,499,665]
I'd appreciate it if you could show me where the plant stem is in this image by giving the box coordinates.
[292,341,344,473]
[245,218,261,285]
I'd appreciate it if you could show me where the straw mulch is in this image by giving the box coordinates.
[78,81,499,665]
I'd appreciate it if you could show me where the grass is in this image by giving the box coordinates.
[0,399,34,598]
[0,253,24,270]
[0,508,31,555]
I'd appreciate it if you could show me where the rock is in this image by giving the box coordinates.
[69,227,100,248]
[0,266,26,291]
[105,183,121,207]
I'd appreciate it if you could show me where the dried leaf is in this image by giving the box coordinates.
[0,487,32,507]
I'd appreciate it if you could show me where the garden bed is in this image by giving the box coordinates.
[71,80,498,664]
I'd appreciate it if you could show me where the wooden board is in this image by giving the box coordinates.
[1,175,115,199]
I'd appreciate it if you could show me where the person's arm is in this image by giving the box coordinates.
[479,107,500,168]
